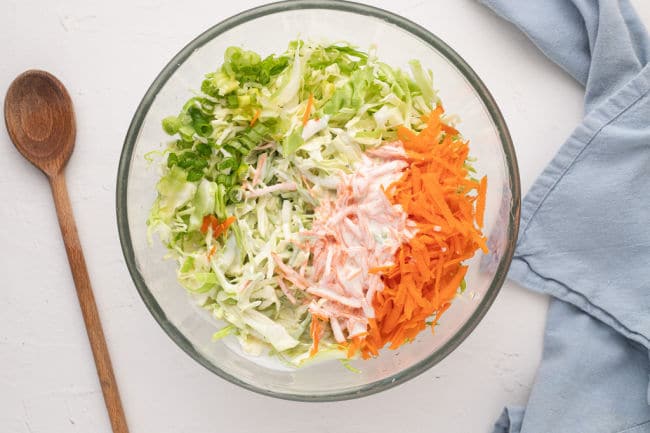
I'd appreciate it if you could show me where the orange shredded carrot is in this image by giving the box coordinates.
[347,336,364,358]
[355,106,487,359]
[200,215,218,234]
[219,216,237,233]
[207,245,217,260]
[250,109,261,127]
[476,176,487,228]
[200,215,237,239]
[310,316,323,357]
[302,93,314,126]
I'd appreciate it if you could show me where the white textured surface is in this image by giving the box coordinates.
[2,1,648,432]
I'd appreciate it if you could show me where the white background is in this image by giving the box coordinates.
[2,1,648,432]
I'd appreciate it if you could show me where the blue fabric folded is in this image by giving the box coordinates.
[477,1,650,432]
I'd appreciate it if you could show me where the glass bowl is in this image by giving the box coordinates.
[117,0,520,401]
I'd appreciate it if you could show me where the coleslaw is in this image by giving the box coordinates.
[147,40,486,366]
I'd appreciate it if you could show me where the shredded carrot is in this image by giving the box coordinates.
[200,215,214,234]
[220,216,237,232]
[347,336,364,358]
[476,176,487,228]
[355,106,487,359]
[250,109,261,127]
[200,215,217,234]
[200,215,237,239]
[207,245,217,260]
[302,93,314,126]
[310,315,324,357]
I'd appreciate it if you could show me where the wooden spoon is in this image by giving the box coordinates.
[4,70,129,433]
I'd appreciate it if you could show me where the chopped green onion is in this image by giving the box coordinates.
[196,142,212,158]
[218,158,238,173]
[162,116,182,135]
[187,168,204,182]
[226,94,239,108]
[167,152,178,168]
[188,106,213,137]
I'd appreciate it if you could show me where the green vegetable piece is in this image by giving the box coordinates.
[216,173,233,186]
[322,68,377,124]
[218,158,238,173]
[178,125,195,140]
[307,43,367,73]
[282,128,304,156]
[222,46,289,85]
[187,168,204,182]
[214,184,227,220]
[274,47,302,106]
[237,94,251,107]
[162,116,182,135]
[212,325,235,341]
[176,138,193,150]
[340,359,361,373]
[331,45,368,60]
[236,163,248,180]
[227,187,242,202]
[264,56,289,81]
[189,179,217,230]
[179,271,218,293]
[166,152,178,168]
[251,122,266,134]
[202,71,239,96]
[223,144,243,156]
[408,60,435,105]
[196,142,212,158]
[176,151,196,169]
[193,158,208,170]
[227,140,246,153]
[188,106,213,137]
[155,166,197,219]
[241,135,258,150]
[180,256,195,273]
[226,94,239,108]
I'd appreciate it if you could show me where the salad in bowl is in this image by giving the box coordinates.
[147,40,487,367]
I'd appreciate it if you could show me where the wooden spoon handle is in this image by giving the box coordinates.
[49,173,129,433]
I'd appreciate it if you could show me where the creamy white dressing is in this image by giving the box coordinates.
[297,152,414,342]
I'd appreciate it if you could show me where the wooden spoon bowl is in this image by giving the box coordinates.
[5,70,75,176]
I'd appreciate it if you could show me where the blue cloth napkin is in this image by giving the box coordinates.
[477,1,650,432]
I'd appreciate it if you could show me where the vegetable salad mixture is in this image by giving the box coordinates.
[148,41,487,366]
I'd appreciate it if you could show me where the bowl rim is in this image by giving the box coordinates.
[116,0,521,402]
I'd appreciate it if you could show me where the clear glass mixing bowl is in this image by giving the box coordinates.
[117,0,520,401]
